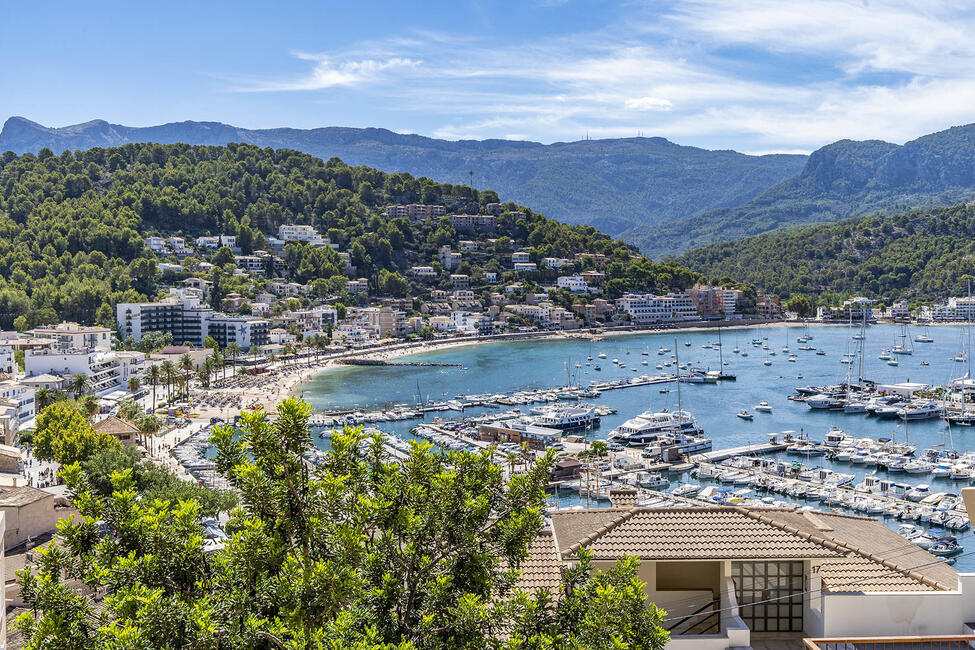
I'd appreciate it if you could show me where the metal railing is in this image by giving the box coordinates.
[664,598,721,636]
[804,636,975,649]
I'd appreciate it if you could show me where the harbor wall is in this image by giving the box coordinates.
[821,573,975,636]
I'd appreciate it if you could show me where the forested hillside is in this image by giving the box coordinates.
[678,202,975,301]
[641,124,975,258]
[0,143,706,329]
[0,116,806,236]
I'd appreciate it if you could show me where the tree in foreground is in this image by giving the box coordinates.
[15,397,667,649]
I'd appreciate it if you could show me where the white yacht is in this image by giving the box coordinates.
[530,405,599,429]
[754,401,772,413]
[608,409,704,446]
[897,400,946,421]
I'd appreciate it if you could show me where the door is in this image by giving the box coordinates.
[731,561,804,633]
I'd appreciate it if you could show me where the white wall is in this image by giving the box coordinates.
[822,574,975,637]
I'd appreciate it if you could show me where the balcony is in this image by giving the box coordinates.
[803,637,975,649]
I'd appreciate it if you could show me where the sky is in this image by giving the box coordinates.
[3,0,975,153]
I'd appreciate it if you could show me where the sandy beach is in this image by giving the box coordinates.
[183,318,865,419]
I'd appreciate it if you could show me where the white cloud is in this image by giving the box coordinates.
[233,1,975,151]
[243,55,420,91]
[624,96,674,111]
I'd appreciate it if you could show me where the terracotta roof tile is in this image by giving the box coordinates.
[553,507,843,561]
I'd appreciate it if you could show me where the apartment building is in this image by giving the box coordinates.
[28,322,113,352]
[616,293,698,324]
[358,307,407,338]
[384,204,446,220]
[511,250,532,264]
[450,274,470,289]
[347,278,370,294]
[411,266,438,281]
[277,224,329,246]
[689,284,742,319]
[557,275,589,292]
[449,214,496,230]
[116,297,269,349]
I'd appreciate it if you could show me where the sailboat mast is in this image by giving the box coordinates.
[718,327,723,369]
[674,336,682,412]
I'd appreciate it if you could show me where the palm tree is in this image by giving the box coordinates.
[69,373,90,399]
[282,343,295,367]
[78,394,100,420]
[226,342,242,378]
[178,354,195,398]
[127,376,141,396]
[35,387,60,411]
[590,440,608,500]
[137,413,160,455]
[160,360,176,404]
[145,364,161,412]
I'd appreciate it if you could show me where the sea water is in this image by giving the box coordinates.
[299,323,975,569]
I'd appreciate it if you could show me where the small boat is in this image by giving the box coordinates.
[920,361,929,366]
[915,334,934,343]
[736,409,754,420]
[816,350,826,356]
[754,401,772,413]
[879,350,892,360]
[763,359,772,366]
[929,540,964,556]
[598,353,607,359]
[684,341,692,347]
[888,359,899,366]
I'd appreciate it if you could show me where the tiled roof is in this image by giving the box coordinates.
[509,530,563,598]
[553,507,844,561]
[92,416,139,436]
[545,506,957,593]
[755,509,957,592]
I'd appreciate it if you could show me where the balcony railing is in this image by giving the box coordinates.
[804,636,975,649]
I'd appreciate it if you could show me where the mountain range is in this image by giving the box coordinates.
[0,116,804,238]
[677,202,975,301]
[6,116,975,260]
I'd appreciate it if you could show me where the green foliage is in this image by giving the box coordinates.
[644,125,975,257]
[14,397,669,648]
[32,402,121,466]
[679,202,975,300]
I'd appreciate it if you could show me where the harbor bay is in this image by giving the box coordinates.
[301,323,975,570]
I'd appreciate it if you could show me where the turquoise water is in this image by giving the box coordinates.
[299,324,975,569]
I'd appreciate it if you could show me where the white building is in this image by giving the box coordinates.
[411,266,438,280]
[0,381,35,425]
[842,296,874,321]
[484,272,498,283]
[557,275,589,292]
[25,347,143,396]
[28,323,113,352]
[347,278,369,294]
[195,234,237,249]
[511,251,532,265]
[931,297,975,322]
[615,293,698,324]
[514,262,537,272]
[116,297,269,350]
[277,224,328,246]
[452,312,493,334]
[146,236,168,254]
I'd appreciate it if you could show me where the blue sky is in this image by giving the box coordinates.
[4,0,975,153]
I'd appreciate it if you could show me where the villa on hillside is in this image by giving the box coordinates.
[518,493,975,649]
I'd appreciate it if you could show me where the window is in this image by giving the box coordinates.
[731,561,804,633]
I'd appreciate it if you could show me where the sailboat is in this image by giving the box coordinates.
[891,324,913,355]
[947,280,975,426]
[717,327,735,380]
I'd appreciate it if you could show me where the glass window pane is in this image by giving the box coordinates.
[767,619,778,632]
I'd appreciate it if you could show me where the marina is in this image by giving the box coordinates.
[300,322,975,570]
